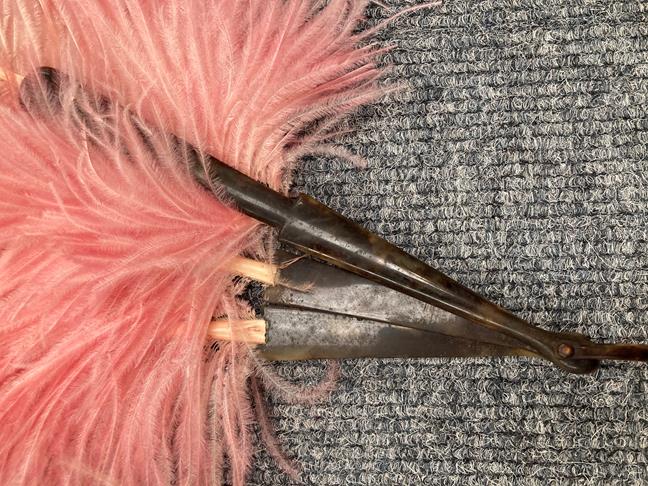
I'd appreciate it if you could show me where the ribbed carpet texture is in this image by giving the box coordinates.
[251,1,648,484]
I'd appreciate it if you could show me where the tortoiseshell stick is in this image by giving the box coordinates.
[260,252,539,361]
[17,66,648,373]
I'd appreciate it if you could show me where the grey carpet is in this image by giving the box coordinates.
[250,1,648,484]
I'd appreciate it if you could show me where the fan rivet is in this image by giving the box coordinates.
[558,343,574,358]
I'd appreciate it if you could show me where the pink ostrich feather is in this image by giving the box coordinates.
[0,0,390,484]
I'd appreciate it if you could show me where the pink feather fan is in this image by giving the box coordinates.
[0,0,390,484]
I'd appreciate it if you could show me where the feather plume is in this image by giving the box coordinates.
[0,0,389,484]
